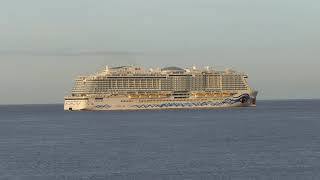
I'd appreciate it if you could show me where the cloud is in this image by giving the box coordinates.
[0,49,143,56]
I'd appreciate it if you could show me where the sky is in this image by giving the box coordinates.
[0,0,319,104]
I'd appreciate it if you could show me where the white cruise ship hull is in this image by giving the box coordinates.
[64,92,258,111]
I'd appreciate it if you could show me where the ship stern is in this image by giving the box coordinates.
[249,90,258,107]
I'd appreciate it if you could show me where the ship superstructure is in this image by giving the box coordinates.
[64,66,258,111]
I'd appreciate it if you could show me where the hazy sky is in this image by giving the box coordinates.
[0,0,319,104]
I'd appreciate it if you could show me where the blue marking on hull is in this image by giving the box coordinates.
[95,104,112,109]
[131,94,251,109]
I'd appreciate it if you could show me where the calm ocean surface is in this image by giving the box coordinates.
[0,100,320,180]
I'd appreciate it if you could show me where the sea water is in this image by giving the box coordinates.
[0,100,320,180]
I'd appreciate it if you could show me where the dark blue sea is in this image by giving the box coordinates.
[0,100,320,180]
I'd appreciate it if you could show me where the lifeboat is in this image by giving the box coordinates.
[128,94,139,99]
[148,94,158,99]
[158,95,168,98]
[197,93,205,97]
[222,92,231,97]
[139,95,149,99]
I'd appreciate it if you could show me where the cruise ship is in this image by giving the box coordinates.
[64,66,258,111]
